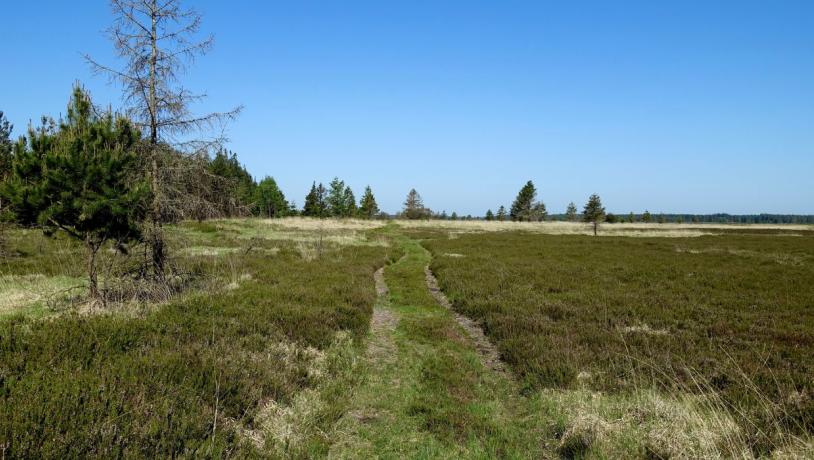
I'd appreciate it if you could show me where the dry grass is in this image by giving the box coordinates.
[0,274,85,316]
[397,219,813,237]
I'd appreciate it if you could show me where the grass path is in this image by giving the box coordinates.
[327,236,547,459]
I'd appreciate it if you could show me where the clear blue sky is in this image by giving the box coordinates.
[2,1,813,215]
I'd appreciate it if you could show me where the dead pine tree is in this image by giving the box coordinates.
[86,0,242,281]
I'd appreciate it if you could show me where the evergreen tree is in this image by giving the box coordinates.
[327,177,346,217]
[582,194,606,236]
[0,111,13,219]
[565,202,578,221]
[358,186,379,219]
[402,188,429,220]
[0,111,12,182]
[342,186,357,218]
[254,176,288,218]
[642,210,652,223]
[510,181,546,221]
[496,205,507,222]
[628,212,635,223]
[0,87,148,299]
[450,212,458,221]
[303,182,328,217]
[485,209,494,221]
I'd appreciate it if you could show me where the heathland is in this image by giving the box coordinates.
[1,218,813,458]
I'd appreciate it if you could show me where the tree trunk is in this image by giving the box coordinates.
[147,2,165,280]
[87,239,100,301]
[593,221,598,236]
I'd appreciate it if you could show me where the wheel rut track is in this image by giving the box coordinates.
[424,265,510,377]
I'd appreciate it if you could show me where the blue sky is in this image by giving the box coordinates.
[2,1,813,215]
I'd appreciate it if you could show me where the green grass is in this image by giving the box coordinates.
[423,229,814,454]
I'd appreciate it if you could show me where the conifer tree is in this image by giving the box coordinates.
[496,205,507,222]
[0,111,12,217]
[1,87,148,299]
[86,0,241,280]
[450,212,458,221]
[402,188,428,220]
[358,186,379,219]
[627,212,635,223]
[327,177,347,217]
[642,210,652,223]
[565,202,578,221]
[582,193,606,236]
[342,186,357,218]
[510,181,546,221]
[0,111,11,183]
[303,182,328,217]
[254,176,288,218]
[485,209,495,221]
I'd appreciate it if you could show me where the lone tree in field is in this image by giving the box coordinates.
[485,209,494,221]
[86,0,240,280]
[565,202,578,221]
[582,194,606,236]
[402,188,429,220]
[358,186,379,219]
[1,87,147,300]
[510,180,546,222]
[496,205,507,222]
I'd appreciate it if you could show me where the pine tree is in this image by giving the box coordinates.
[642,210,652,223]
[510,181,546,221]
[450,212,458,221]
[565,202,578,221]
[303,182,328,217]
[327,177,346,217]
[342,186,357,218]
[402,188,428,220]
[0,111,13,218]
[628,212,635,223]
[496,205,507,222]
[358,186,379,219]
[254,176,288,218]
[485,209,494,221]
[582,194,606,236]
[1,87,148,300]
[0,111,12,183]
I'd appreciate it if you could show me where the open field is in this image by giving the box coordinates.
[422,226,814,454]
[1,218,813,457]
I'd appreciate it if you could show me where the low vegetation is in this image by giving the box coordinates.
[0,220,393,456]
[423,227,814,454]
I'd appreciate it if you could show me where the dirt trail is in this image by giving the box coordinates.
[424,266,510,376]
[366,267,398,361]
